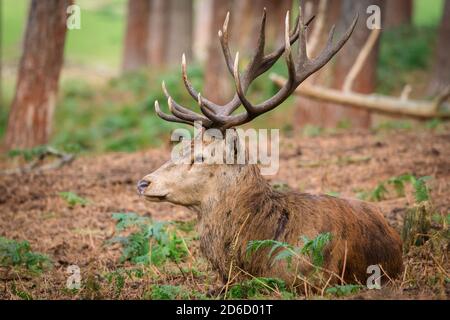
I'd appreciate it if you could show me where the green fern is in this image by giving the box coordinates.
[246,239,297,266]
[411,176,431,203]
[370,183,388,201]
[228,277,290,299]
[300,232,332,267]
[325,284,363,297]
[0,237,52,274]
[59,192,89,207]
[109,213,188,266]
[247,232,332,269]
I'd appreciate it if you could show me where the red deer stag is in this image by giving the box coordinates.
[137,7,403,287]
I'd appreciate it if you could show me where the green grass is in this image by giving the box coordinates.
[413,0,445,27]
[2,0,126,68]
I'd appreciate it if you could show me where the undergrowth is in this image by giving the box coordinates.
[0,237,52,274]
[108,213,188,266]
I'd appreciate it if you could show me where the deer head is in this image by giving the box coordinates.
[138,7,357,209]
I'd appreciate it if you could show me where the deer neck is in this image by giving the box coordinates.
[195,164,278,279]
[197,164,272,217]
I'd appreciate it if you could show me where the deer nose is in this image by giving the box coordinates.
[137,180,150,195]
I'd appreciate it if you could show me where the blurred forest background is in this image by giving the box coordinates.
[0,0,449,154]
[0,1,449,300]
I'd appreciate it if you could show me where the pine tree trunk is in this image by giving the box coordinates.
[122,0,151,73]
[167,0,193,64]
[294,0,384,129]
[234,0,293,54]
[148,0,171,67]
[4,0,71,151]
[331,0,384,129]
[427,0,450,96]
[294,0,344,128]
[204,0,234,104]
[148,0,193,68]
[384,0,412,29]
[193,0,214,63]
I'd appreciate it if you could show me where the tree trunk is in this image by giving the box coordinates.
[427,0,450,96]
[193,0,213,63]
[4,0,71,151]
[148,0,171,67]
[148,0,193,68]
[204,0,292,104]
[294,0,344,128]
[332,0,384,128]
[384,0,412,29]
[234,0,293,53]
[295,0,383,129]
[122,0,151,73]
[167,0,193,65]
[204,0,234,104]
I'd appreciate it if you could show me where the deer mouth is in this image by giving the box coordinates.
[143,194,168,202]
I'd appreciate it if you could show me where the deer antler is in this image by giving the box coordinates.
[155,6,358,130]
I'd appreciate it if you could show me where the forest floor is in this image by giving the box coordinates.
[0,127,449,300]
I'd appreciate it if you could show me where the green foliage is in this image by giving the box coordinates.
[104,267,144,297]
[59,192,89,207]
[374,120,413,132]
[325,191,341,198]
[370,182,389,201]
[387,174,412,197]
[247,232,332,269]
[432,213,450,226]
[0,237,52,274]
[149,284,184,300]
[302,125,323,137]
[300,233,332,268]
[378,25,436,94]
[425,118,443,130]
[147,284,205,300]
[8,146,49,162]
[325,284,363,297]
[109,213,188,266]
[228,277,290,299]
[411,176,431,203]
[247,239,296,266]
[359,174,431,203]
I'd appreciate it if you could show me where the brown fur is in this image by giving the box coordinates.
[198,165,403,285]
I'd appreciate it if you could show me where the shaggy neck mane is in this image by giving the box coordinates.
[200,164,273,216]
[196,164,290,279]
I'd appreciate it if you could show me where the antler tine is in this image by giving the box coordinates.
[233,11,296,118]
[222,8,301,117]
[181,54,223,113]
[218,11,234,74]
[310,14,358,75]
[154,100,193,126]
[297,5,308,67]
[284,11,297,83]
[222,9,358,127]
[162,81,210,121]
[161,81,214,126]
[155,5,356,131]
[233,51,257,116]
